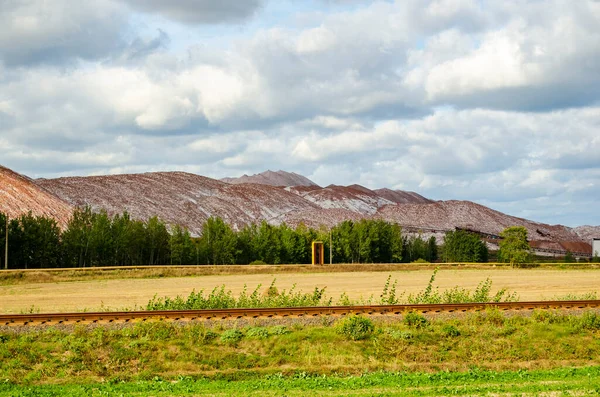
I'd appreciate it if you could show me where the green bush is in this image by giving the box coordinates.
[270,325,290,336]
[578,312,600,330]
[246,327,269,339]
[404,311,428,329]
[497,324,517,337]
[441,324,460,337]
[220,329,243,345]
[337,316,375,341]
[386,329,413,340]
[407,269,519,304]
[202,330,218,343]
[146,280,331,310]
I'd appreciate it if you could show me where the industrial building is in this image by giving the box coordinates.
[593,238,600,258]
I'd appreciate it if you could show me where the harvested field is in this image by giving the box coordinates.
[1,268,599,313]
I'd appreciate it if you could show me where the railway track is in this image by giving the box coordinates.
[2,300,600,327]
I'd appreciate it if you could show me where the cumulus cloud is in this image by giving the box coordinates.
[118,0,264,24]
[408,1,600,110]
[1,0,600,225]
[0,0,127,66]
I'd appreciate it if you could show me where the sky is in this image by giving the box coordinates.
[0,0,599,227]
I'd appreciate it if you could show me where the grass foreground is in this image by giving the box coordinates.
[2,310,600,386]
[3,366,600,396]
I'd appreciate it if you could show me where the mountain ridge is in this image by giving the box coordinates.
[0,165,73,227]
[0,165,594,252]
[221,170,319,187]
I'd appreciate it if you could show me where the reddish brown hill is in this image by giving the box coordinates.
[529,240,592,255]
[374,188,433,204]
[280,208,366,229]
[32,168,587,247]
[0,165,73,227]
[299,184,395,215]
[284,185,322,196]
[222,170,318,187]
[574,226,600,243]
[37,172,319,234]
[376,200,582,242]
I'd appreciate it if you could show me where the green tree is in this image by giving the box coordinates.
[426,236,438,262]
[406,235,427,262]
[333,220,358,263]
[279,223,305,264]
[387,223,403,263]
[125,218,147,265]
[0,212,6,269]
[498,226,531,267]
[201,217,237,265]
[169,224,194,265]
[89,210,113,267]
[111,212,136,266]
[236,224,257,264]
[145,216,170,265]
[296,223,317,264]
[443,230,488,262]
[5,212,61,269]
[254,221,281,264]
[564,251,575,263]
[61,207,95,267]
[30,214,61,268]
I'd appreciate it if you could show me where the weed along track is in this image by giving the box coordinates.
[3,300,600,327]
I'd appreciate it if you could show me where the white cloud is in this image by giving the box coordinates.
[409,1,600,108]
[119,0,264,25]
[0,0,127,66]
[1,0,600,226]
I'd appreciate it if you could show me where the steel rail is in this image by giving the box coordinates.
[2,300,600,327]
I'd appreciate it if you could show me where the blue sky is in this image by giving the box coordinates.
[0,0,599,226]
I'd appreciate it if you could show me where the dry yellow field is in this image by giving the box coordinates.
[1,268,599,314]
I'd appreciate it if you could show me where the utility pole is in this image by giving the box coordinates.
[329,229,332,265]
[4,215,8,270]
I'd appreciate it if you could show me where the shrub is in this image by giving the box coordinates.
[498,324,518,336]
[386,329,413,340]
[579,312,600,330]
[246,327,269,339]
[337,292,354,306]
[553,292,598,301]
[441,324,460,337]
[202,330,218,343]
[379,275,404,305]
[531,310,566,324]
[404,311,428,329]
[146,280,331,310]
[270,326,290,336]
[337,316,375,341]
[483,308,506,327]
[220,329,243,345]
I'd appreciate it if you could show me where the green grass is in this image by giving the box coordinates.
[2,310,600,386]
[2,366,600,396]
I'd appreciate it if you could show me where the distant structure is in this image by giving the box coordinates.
[312,241,324,265]
[593,238,600,257]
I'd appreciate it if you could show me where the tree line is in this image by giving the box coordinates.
[0,208,502,269]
